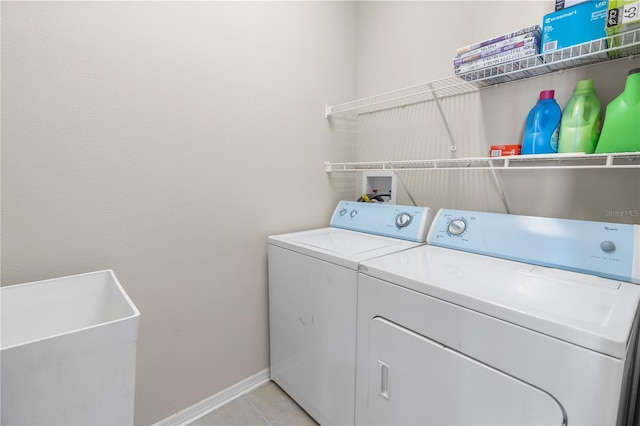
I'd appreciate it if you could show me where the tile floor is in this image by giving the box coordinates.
[189,380,318,426]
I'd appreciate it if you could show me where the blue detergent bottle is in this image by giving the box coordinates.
[521,90,562,155]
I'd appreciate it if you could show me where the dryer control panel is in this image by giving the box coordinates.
[330,200,434,242]
[427,209,640,284]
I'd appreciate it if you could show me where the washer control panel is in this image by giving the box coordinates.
[330,200,435,242]
[427,209,640,284]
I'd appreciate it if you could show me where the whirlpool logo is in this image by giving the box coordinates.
[604,209,640,218]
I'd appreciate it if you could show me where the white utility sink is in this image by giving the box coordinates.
[1,270,140,425]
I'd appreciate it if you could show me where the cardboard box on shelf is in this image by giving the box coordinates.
[541,1,608,54]
[606,0,640,32]
[606,0,640,57]
[489,145,522,157]
[455,32,539,61]
[455,25,540,55]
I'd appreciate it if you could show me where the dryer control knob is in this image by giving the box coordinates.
[396,213,412,228]
[600,240,616,253]
[350,209,358,218]
[448,219,467,235]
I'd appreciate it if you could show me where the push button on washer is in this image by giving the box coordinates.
[600,240,616,252]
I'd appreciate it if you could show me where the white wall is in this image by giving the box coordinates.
[355,1,640,222]
[1,2,356,424]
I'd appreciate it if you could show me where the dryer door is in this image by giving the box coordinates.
[365,318,566,425]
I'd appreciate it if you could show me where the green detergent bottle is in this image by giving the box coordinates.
[595,68,640,153]
[557,79,601,154]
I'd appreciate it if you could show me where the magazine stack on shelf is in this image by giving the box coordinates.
[453,25,542,80]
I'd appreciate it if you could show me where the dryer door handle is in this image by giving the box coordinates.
[378,360,390,400]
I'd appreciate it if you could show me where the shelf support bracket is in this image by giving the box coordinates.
[386,163,418,207]
[488,159,512,214]
[429,83,457,152]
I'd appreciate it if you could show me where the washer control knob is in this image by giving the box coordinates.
[396,213,412,228]
[350,209,358,218]
[448,219,467,236]
[600,240,616,253]
[339,208,348,216]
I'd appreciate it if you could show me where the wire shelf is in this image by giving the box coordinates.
[326,28,640,117]
[324,153,640,172]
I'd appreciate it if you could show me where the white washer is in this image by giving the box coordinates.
[268,200,434,425]
[356,209,640,425]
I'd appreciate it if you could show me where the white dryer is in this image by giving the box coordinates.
[268,200,434,425]
[356,209,640,425]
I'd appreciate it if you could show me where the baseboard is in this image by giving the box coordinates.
[153,368,271,426]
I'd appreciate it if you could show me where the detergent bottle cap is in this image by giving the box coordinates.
[628,68,640,76]
[539,90,555,100]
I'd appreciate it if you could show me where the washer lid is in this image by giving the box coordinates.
[359,245,640,358]
[268,228,421,270]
